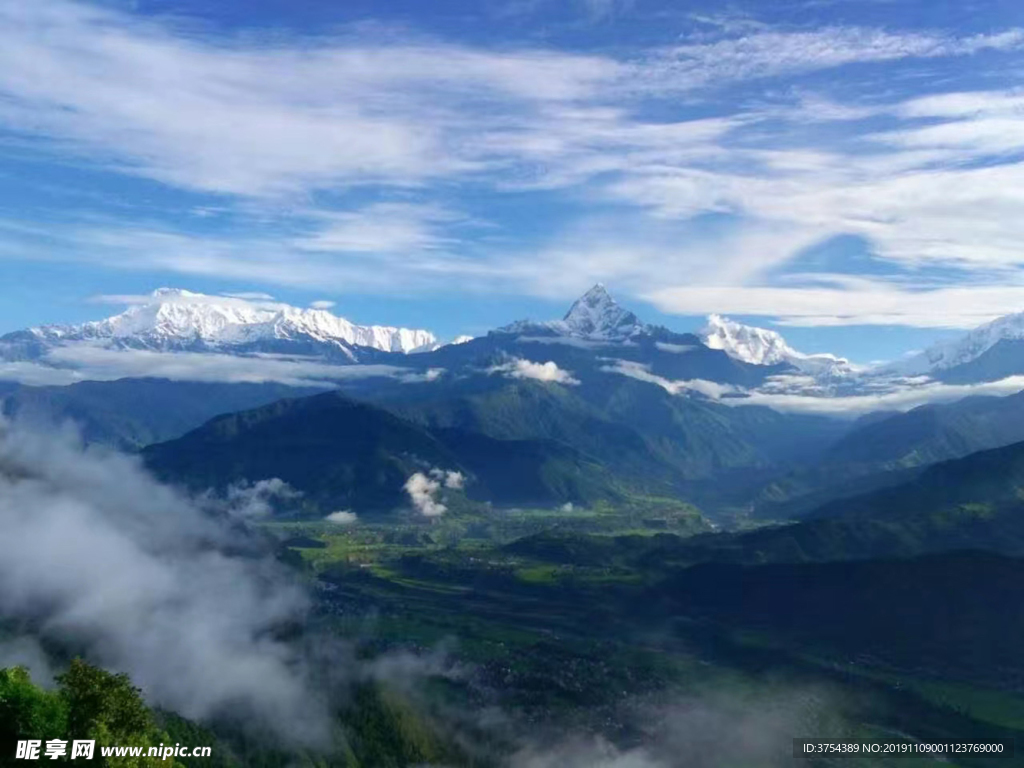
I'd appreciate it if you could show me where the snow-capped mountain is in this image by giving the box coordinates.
[3,289,436,361]
[561,284,648,338]
[499,284,649,340]
[888,311,1024,377]
[700,314,854,377]
[411,335,475,354]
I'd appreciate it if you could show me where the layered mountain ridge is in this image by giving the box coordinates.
[5,283,1024,400]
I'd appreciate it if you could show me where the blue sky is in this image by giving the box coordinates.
[1,0,1024,363]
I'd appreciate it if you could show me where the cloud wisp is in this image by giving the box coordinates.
[2,1,1024,328]
[404,468,464,517]
[489,358,581,385]
[0,344,437,388]
[604,357,1024,417]
[0,421,330,743]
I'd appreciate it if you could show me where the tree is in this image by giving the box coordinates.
[0,666,67,765]
[0,660,185,767]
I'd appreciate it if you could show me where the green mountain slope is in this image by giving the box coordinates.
[710,438,1024,563]
[826,391,1024,470]
[751,390,1024,521]
[143,391,628,512]
[654,550,1024,692]
[506,436,1024,569]
[368,373,848,510]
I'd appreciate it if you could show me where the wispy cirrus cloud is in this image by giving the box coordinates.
[2,0,1024,331]
[637,26,1024,92]
[1,0,1018,201]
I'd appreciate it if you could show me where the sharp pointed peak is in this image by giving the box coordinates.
[560,284,646,338]
[564,284,618,316]
[578,282,611,299]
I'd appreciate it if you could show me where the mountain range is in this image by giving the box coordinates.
[6,284,1024,398]
[141,389,640,513]
[9,284,1024,527]
[889,310,1024,381]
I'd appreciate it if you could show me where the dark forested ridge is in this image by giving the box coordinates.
[142,390,630,510]
[0,378,328,449]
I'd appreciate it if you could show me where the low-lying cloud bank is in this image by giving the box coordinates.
[0,422,330,743]
[603,359,1024,417]
[0,344,441,388]
[745,374,1024,416]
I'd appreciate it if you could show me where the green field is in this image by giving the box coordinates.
[257,502,1024,767]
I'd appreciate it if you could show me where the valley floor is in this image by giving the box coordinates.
[268,509,1024,767]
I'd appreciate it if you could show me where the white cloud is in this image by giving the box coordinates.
[432,469,465,490]
[310,300,335,310]
[2,2,1024,328]
[1,345,431,388]
[223,478,302,519]
[654,342,697,354]
[91,289,284,311]
[0,0,618,197]
[643,282,1024,329]
[403,468,465,517]
[603,355,1024,418]
[0,424,329,741]
[222,291,275,301]
[489,358,580,385]
[739,375,1024,417]
[295,204,457,254]
[0,361,85,386]
[639,27,1024,92]
[324,510,358,525]
[404,472,447,517]
[601,359,738,398]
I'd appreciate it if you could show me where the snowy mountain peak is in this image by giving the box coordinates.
[891,311,1024,375]
[561,284,646,339]
[498,284,648,340]
[701,314,794,366]
[700,314,854,377]
[26,289,436,355]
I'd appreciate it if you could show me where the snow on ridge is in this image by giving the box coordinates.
[28,288,436,354]
[700,314,795,366]
[889,311,1024,375]
[700,314,854,376]
[499,284,647,341]
[561,284,647,339]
